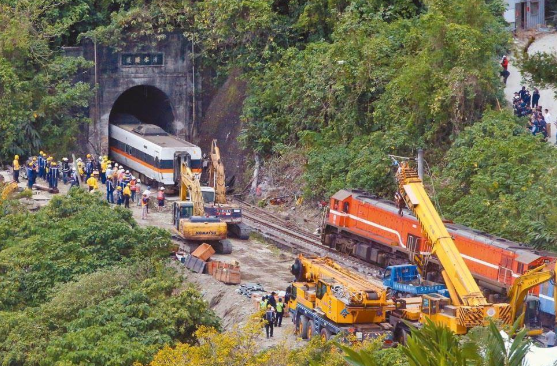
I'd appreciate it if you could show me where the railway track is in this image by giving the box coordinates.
[234,199,385,284]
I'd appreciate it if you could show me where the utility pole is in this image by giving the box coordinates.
[417,149,424,180]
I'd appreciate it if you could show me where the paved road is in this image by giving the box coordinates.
[504,33,557,143]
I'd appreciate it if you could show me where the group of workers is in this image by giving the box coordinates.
[259,292,286,338]
[11,152,166,220]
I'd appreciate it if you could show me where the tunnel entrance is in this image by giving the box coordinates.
[109,85,175,133]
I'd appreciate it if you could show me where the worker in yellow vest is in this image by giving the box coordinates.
[12,155,20,183]
[86,171,99,192]
[100,158,108,185]
[259,296,268,311]
[275,298,285,327]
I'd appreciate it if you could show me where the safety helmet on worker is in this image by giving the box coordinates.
[267,305,272,309]
[32,156,37,161]
[14,155,19,159]
[51,161,57,166]
[87,154,91,158]
[62,157,68,161]
[160,187,164,191]
[117,186,122,190]
[39,151,44,155]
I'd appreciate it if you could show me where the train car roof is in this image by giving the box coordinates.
[112,123,199,149]
[336,189,549,263]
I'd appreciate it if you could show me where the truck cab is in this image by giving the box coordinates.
[383,264,446,296]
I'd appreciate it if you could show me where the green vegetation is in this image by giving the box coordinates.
[0,190,219,366]
[438,110,557,250]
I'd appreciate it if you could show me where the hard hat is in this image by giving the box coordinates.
[137,179,141,183]
[142,192,147,196]
[125,170,129,173]
[72,167,76,171]
[117,186,122,190]
[267,305,272,309]
[47,156,52,161]
[77,158,82,162]
[87,154,91,158]
[42,152,46,156]
[14,155,19,159]
[114,163,119,166]
[32,157,37,161]
[126,183,130,186]
[160,187,164,191]
[51,162,57,166]
[93,170,99,175]
[103,155,108,160]
[107,165,112,169]
[28,162,33,167]
[62,157,68,161]
[39,151,44,155]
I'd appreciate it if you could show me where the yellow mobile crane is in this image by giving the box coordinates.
[287,254,398,341]
[172,159,232,254]
[206,139,250,239]
[394,161,511,334]
[508,262,557,336]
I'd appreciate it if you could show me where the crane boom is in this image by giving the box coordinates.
[396,162,487,306]
[209,139,227,205]
[180,161,205,216]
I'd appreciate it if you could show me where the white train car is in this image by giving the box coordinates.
[109,121,202,187]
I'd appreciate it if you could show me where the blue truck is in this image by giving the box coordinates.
[382,265,446,296]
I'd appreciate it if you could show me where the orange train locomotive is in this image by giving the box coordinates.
[322,190,555,296]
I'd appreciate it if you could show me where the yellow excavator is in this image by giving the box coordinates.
[206,139,250,239]
[172,159,232,254]
[287,254,397,341]
[508,261,557,336]
[392,161,511,336]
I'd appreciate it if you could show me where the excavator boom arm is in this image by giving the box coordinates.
[209,139,227,204]
[508,263,557,325]
[180,162,205,216]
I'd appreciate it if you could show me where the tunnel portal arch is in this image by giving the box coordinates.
[109,85,175,133]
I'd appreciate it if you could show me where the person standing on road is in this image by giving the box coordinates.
[26,162,34,190]
[49,162,59,190]
[61,158,70,184]
[501,55,509,70]
[106,177,115,203]
[143,186,152,212]
[130,178,137,203]
[100,157,107,184]
[264,305,275,339]
[267,292,277,310]
[275,298,284,327]
[532,88,540,108]
[123,184,131,208]
[259,296,268,311]
[157,187,165,212]
[141,193,148,219]
[12,155,20,183]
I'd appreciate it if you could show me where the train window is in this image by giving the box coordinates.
[343,202,349,213]
[333,200,339,210]
[190,159,203,170]
[316,281,327,300]
[160,160,174,169]
[517,263,525,274]
[155,157,160,168]
[407,234,421,253]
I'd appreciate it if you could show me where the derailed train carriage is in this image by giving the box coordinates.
[322,189,556,318]
[109,114,202,189]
